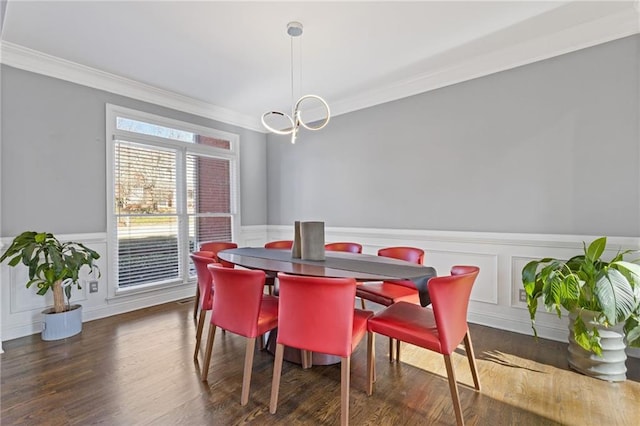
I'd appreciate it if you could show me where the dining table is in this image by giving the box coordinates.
[217,247,438,365]
[217,247,437,306]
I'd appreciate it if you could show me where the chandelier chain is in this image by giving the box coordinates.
[290,35,294,113]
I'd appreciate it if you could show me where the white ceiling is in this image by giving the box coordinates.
[1,1,639,130]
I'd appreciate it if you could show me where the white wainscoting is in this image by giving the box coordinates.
[3,227,639,358]
[0,228,270,348]
[239,225,269,248]
[268,225,640,358]
[0,232,194,347]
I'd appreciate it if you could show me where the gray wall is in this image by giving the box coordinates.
[1,66,268,236]
[2,35,638,238]
[267,35,640,237]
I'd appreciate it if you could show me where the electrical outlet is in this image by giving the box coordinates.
[89,280,99,293]
[519,289,527,303]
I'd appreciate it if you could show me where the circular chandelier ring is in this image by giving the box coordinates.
[261,111,296,135]
[295,94,331,131]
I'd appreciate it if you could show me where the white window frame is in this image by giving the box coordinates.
[106,104,241,298]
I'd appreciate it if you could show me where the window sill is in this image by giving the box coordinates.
[108,278,195,300]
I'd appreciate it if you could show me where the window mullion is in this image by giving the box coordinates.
[176,147,190,282]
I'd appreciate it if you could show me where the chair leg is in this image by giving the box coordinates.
[270,343,285,414]
[341,357,350,426]
[396,339,401,363]
[367,331,375,395]
[193,286,200,321]
[443,354,464,426]
[360,298,366,309]
[388,337,394,362]
[193,309,207,361]
[464,331,481,391]
[201,324,217,381]
[298,350,313,369]
[241,337,256,406]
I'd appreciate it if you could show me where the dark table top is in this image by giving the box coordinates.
[218,247,437,306]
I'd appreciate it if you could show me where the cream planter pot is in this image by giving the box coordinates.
[568,309,627,382]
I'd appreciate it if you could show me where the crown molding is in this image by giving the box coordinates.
[326,4,640,118]
[2,3,638,127]
[0,41,266,133]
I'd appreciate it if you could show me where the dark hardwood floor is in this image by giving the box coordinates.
[2,300,639,425]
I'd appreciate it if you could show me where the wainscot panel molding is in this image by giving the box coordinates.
[0,227,266,345]
[3,227,638,359]
[269,225,640,357]
[0,232,193,344]
[239,225,268,248]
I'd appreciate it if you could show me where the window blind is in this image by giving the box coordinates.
[114,141,181,287]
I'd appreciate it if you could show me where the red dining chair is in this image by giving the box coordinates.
[270,273,373,426]
[190,251,217,361]
[356,246,425,362]
[366,266,481,426]
[264,240,294,249]
[201,265,279,406]
[199,241,238,268]
[325,242,363,253]
[193,241,237,320]
[264,240,294,295]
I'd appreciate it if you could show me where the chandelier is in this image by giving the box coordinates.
[261,21,330,144]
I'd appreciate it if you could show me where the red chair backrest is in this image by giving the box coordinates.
[428,266,479,354]
[277,273,357,357]
[377,246,425,289]
[264,240,294,249]
[377,246,424,264]
[190,251,217,309]
[450,265,478,276]
[325,242,363,253]
[199,241,237,268]
[207,264,267,338]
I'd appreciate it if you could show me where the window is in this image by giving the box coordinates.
[106,105,240,294]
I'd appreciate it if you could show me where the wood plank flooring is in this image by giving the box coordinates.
[2,300,639,425]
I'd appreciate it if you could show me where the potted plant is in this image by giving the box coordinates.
[0,231,100,340]
[522,236,640,381]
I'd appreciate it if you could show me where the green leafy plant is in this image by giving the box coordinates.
[0,231,100,313]
[522,237,640,356]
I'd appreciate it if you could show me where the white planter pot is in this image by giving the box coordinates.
[568,309,627,382]
[41,304,83,341]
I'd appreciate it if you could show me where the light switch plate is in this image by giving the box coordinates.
[519,289,527,303]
